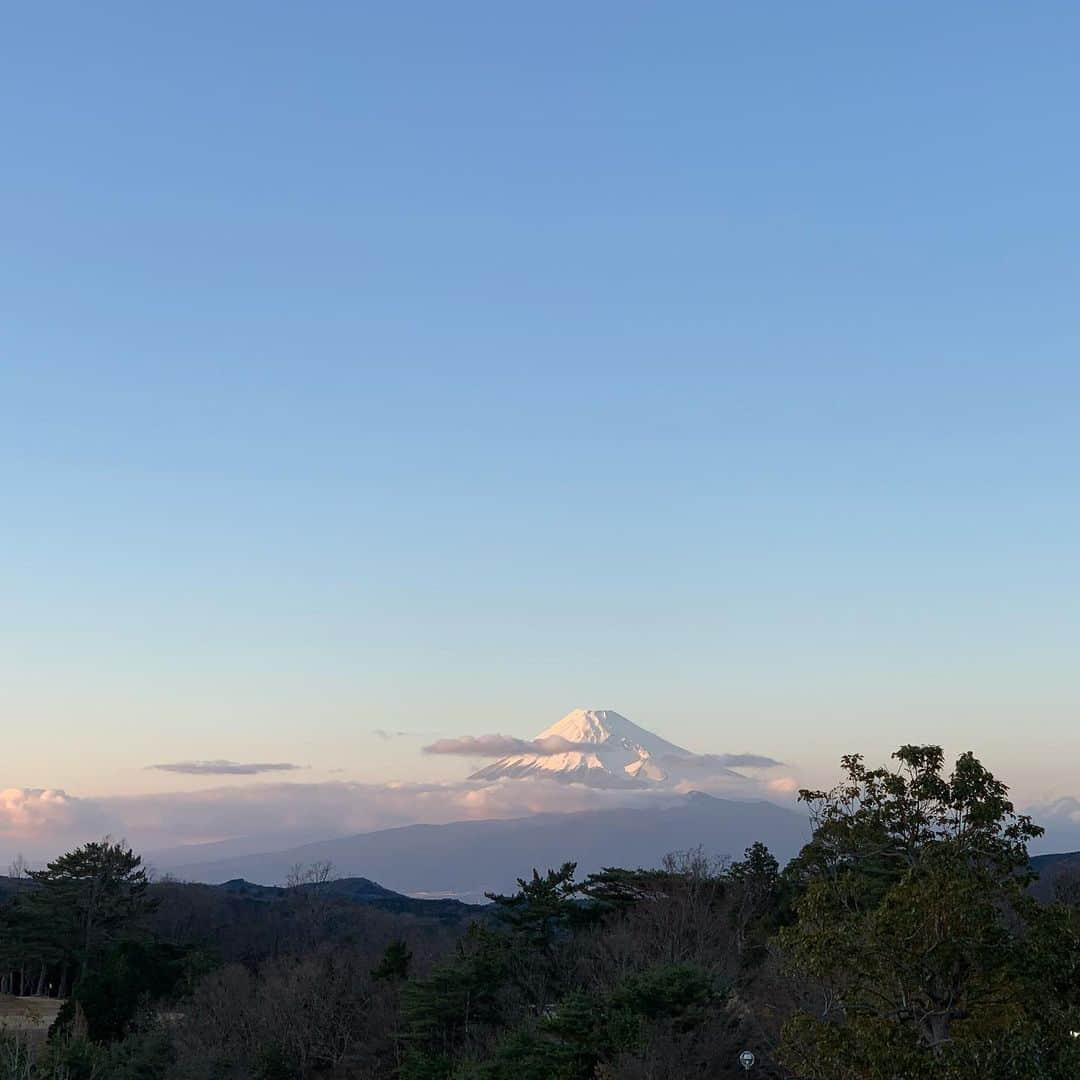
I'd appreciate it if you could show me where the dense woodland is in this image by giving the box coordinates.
[2,745,1080,1079]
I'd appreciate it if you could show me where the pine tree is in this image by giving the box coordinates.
[27,839,156,980]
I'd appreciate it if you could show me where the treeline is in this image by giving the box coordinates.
[2,744,1080,1078]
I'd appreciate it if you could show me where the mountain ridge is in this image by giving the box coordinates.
[159,791,812,902]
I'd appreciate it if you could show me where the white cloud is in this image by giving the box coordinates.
[1034,797,1080,825]
[1025,796,1080,854]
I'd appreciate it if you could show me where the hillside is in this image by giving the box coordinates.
[164,792,811,900]
[214,876,482,918]
[1029,850,1080,901]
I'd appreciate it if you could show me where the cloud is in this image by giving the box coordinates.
[767,776,800,794]
[0,752,800,868]
[422,734,592,758]
[424,739,785,771]
[1034,797,1080,826]
[1,768,789,867]
[1006,796,1080,856]
[373,729,426,741]
[147,760,305,776]
[0,788,111,857]
[662,753,785,770]
[0,789,83,834]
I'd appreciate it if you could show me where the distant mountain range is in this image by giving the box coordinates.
[6,845,1078,913]
[156,791,812,901]
[0,872,480,921]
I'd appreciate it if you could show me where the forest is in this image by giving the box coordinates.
[2,745,1079,1080]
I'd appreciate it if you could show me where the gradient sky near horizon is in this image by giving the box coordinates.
[3,3,1080,813]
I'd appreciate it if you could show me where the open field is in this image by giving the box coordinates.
[0,995,63,1032]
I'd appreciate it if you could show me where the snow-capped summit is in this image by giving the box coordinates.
[469,709,694,789]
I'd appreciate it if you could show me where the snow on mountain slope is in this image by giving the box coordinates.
[469,709,696,788]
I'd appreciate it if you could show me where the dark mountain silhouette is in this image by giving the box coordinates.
[1029,850,1080,901]
[214,875,482,918]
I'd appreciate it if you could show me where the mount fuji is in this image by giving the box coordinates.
[146,710,799,896]
[468,709,744,790]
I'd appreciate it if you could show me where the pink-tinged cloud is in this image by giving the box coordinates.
[767,776,800,794]
[0,788,109,852]
[0,766,801,867]
[422,734,593,757]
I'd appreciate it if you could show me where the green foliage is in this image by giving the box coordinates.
[778,744,1080,1078]
[53,940,189,1043]
[0,1034,32,1080]
[35,1031,173,1080]
[400,925,510,1078]
[788,744,1040,892]
[372,937,413,982]
[455,1024,597,1080]
[577,866,680,914]
[25,839,156,979]
[727,842,778,895]
[36,1036,105,1080]
[251,1041,300,1080]
[608,963,716,1033]
[485,863,581,944]
[453,965,721,1080]
[727,841,784,964]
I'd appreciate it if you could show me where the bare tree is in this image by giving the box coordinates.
[286,861,339,949]
[6,855,28,881]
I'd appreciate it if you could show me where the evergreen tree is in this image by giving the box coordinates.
[372,938,413,982]
[485,862,581,946]
[28,839,156,980]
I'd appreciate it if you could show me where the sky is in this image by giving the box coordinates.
[3,3,1080,858]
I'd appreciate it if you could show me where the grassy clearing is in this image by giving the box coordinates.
[0,995,63,1032]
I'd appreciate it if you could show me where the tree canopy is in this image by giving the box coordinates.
[778,745,1080,1079]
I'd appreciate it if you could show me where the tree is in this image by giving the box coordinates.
[52,940,189,1042]
[485,863,581,947]
[373,938,413,982]
[727,842,781,962]
[6,855,29,882]
[454,965,721,1080]
[285,860,338,947]
[778,745,1080,1079]
[27,839,156,983]
[400,924,509,1079]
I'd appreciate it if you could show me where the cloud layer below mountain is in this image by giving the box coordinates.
[0,761,793,867]
[4,775,1076,870]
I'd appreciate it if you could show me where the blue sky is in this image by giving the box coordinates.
[2,3,1079,820]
